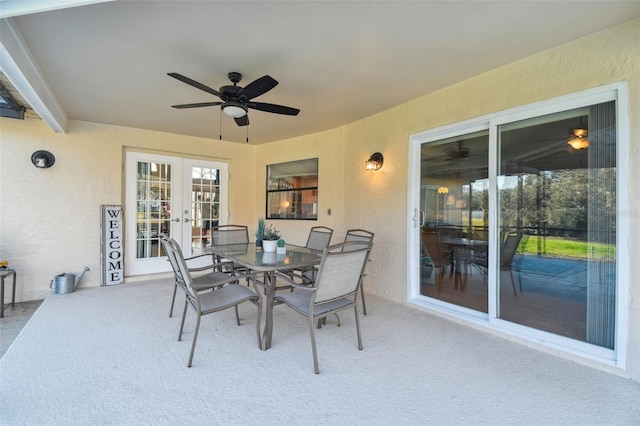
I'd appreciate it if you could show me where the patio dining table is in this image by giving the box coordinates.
[441,237,489,287]
[209,242,323,350]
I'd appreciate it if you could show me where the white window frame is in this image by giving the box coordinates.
[407,82,629,369]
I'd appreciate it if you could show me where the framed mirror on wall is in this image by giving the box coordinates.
[266,158,318,220]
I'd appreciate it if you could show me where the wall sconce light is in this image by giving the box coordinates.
[31,150,55,169]
[365,152,384,171]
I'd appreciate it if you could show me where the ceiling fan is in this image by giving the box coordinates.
[167,71,300,126]
[443,140,471,160]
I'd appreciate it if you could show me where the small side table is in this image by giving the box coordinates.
[0,268,17,318]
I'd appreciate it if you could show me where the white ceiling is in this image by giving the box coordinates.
[1,0,638,144]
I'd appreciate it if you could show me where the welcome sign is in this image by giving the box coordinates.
[100,205,124,285]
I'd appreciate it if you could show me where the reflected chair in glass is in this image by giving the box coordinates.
[160,235,262,367]
[512,233,529,293]
[421,228,455,294]
[274,241,372,374]
[469,231,523,295]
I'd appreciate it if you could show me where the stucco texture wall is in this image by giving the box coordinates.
[0,119,255,301]
[254,126,347,246]
[0,20,638,379]
[260,20,639,378]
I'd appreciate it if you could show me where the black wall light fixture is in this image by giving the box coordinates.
[365,152,384,171]
[31,150,55,168]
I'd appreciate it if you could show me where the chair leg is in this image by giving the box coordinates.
[360,279,367,315]
[309,316,320,374]
[169,282,177,318]
[509,269,517,295]
[255,300,263,350]
[178,299,188,341]
[234,305,240,326]
[354,305,363,350]
[187,313,201,368]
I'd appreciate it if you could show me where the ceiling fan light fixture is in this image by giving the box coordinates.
[568,117,589,149]
[222,101,247,118]
[568,137,589,150]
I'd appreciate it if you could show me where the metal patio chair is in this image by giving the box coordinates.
[274,241,372,374]
[160,235,262,367]
[342,229,374,315]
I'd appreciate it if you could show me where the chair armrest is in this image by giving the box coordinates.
[191,271,257,291]
[272,272,316,291]
[188,260,235,273]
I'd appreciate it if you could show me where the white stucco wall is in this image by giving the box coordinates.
[0,20,638,379]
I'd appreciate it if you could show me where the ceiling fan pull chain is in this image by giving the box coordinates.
[246,125,249,143]
[219,109,223,140]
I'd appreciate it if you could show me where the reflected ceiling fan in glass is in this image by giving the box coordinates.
[567,117,589,150]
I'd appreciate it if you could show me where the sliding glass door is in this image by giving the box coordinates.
[409,87,624,360]
[496,103,616,348]
[419,131,489,313]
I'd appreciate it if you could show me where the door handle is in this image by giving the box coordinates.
[184,218,191,222]
[173,218,180,222]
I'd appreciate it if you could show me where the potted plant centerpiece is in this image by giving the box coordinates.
[261,224,280,252]
[277,238,286,254]
[255,218,265,250]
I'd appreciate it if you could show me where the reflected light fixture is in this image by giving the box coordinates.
[365,152,384,171]
[31,150,55,168]
[438,186,449,194]
[568,117,589,150]
[221,100,247,118]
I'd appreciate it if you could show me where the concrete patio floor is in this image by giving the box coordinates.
[1,278,639,425]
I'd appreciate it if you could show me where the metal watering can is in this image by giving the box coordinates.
[50,266,90,294]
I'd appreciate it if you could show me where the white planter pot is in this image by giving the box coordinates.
[263,240,277,252]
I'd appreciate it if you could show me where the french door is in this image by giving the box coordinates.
[124,152,228,276]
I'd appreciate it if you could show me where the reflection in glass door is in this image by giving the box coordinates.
[412,96,619,354]
[188,165,222,254]
[497,103,617,348]
[419,131,490,313]
[134,160,174,261]
[125,153,228,276]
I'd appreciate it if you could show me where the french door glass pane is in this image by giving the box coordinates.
[420,130,489,312]
[135,161,172,259]
[497,102,616,349]
[190,167,221,253]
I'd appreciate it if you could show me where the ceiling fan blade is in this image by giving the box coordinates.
[248,102,300,116]
[234,115,249,126]
[238,75,278,100]
[167,73,224,98]
[171,102,222,109]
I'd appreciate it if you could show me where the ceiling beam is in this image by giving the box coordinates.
[0,18,67,133]
[0,0,116,19]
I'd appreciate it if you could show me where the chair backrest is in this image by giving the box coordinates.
[472,226,489,242]
[439,225,463,240]
[343,229,375,251]
[305,226,333,251]
[421,228,449,268]
[500,232,523,267]
[160,235,196,305]
[313,241,372,304]
[211,225,249,246]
